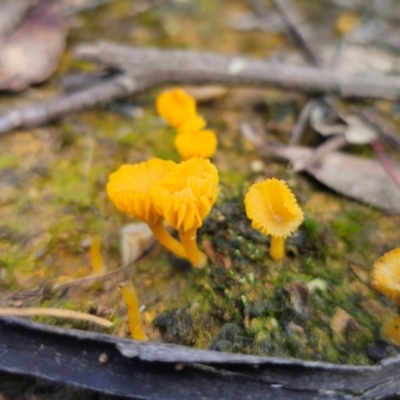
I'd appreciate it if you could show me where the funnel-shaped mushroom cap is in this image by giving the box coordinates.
[381,315,400,346]
[151,158,219,232]
[371,247,400,306]
[107,158,176,225]
[156,88,198,128]
[175,129,218,160]
[177,115,206,134]
[245,178,304,238]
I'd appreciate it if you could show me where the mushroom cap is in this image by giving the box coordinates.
[371,247,400,306]
[244,178,304,238]
[151,158,219,232]
[177,115,206,134]
[175,129,218,160]
[156,88,198,128]
[107,158,176,225]
[381,314,400,346]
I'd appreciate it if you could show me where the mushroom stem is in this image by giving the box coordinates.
[179,228,207,268]
[149,220,187,259]
[270,236,285,261]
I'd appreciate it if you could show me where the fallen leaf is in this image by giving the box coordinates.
[310,102,377,144]
[284,281,311,318]
[349,264,369,283]
[330,307,359,334]
[272,146,400,213]
[0,0,37,36]
[340,114,378,144]
[0,1,68,92]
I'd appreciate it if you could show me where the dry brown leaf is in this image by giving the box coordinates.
[0,0,38,36]
[284,281,311,318]
[0,1,68,92]
[330,307,359,334]
[274,146,400,213]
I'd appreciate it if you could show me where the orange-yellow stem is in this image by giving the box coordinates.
[179,228,207,268]
[149,220,187,259]
[270,236,285,261]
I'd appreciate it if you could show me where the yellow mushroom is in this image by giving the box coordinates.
[119,284,147,340]
[244,178,304,261]
[371,247,400,307]
[156,88,199,128]
[106,158,187,259]
[381,314,400,346]
[151,158,219,268]
[177,115,206,133]
[175,129,218,160]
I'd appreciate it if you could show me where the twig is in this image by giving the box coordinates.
[289,98,318,145]
[0,74,140,136]
[291,134,347,172]
[75,43,400,100]
[271,0,322,66]
[53,238,156,292]
[371,140,400,192]
[3,44,400,136]
[0,307,112,327]
[270,0,326,147]
[354,106,400,151]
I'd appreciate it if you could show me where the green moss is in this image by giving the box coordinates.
[303,218,319,239]
[49,163,92,207]
[0,155,19,169]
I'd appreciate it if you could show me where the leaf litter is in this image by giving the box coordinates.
[0,1,68,91]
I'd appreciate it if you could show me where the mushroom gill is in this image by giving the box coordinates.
[106,158,186,259]
[371,247,400,307]
[244,178,304,261]
[151,158,219,267]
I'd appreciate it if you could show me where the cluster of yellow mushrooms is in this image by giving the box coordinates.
[107,88,400,344]
[107,88,304,266]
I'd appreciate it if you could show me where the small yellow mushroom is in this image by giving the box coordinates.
[156,88,199,128]
[151,158,219,268]
[177,115,206,133]
[175,129,218,160]
[371,247,400,307]
[107,158,186,259]
[244,178,304,261]
[119,284,147,340]
[381,314,400,346]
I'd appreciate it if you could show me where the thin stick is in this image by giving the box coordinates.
[291,134,347,172]
[53,239,156,292]
[289,98,318,145]
[0,307,112,327]
[271,0,321,66]
[76,43,400,101]
[270,0,323,146]
[0,74,140,136]
[354,106,400,151]
[3,44,400,136]
[371,140,400,192]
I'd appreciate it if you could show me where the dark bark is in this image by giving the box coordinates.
[0,317,400,399]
